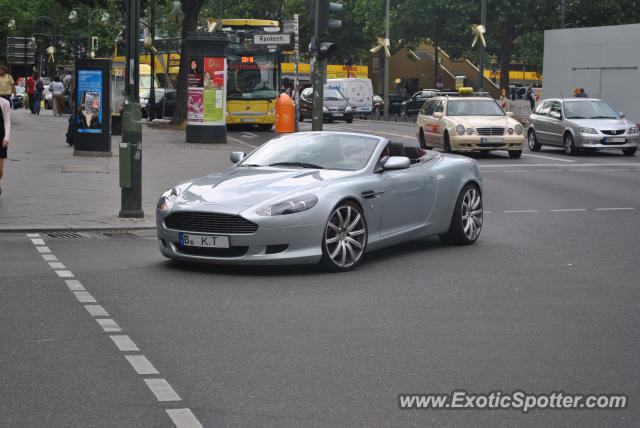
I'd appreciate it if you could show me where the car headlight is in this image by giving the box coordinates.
[456,125,465,136]
[256,194,318,216]
[345,106,352,113]
[323,106,329,113]
[515,124,523,135]
[507,128,514,135]
[628,126,639,134]
[157,187,181,211]
[579,127,598,134]
[466,128,473,135]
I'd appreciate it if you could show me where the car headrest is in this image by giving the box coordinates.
[403,146,421,160]
[386,142,405,157]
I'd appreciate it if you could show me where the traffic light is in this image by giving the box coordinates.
[317,41,337,60]
[317,0,343,36]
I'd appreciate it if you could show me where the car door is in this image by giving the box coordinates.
[533,101,552,143]
[418,100,436,145]
[410,93,428,116]
[547,101,565,146]
[378,162,435,236]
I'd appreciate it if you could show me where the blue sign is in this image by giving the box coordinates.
[76,69,103,134]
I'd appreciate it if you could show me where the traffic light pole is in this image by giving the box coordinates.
[119,0,144,218]
[383,0,389,120]
[311,0,323,132]
[479,0,486,91]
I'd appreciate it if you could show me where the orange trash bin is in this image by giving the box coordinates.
[275,93,296,133]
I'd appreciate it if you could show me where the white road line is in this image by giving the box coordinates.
[332,126,414,139]
[65,279,85,291]
[42,254,58,261]
[535,169,562,172]
[601,168,629,171]
[166,409,203,428]
[144,379,182,402]
[26,233,40,238]
[84,304,109,317]
[569,169,594,172]
[550,209,588,212]
[31,238,45,245]
[240,131,259,138]
[227,135,259,148]
[503,210,539,213]
[595,207,635,211]
[522,153,576,162]
[480,162,640,168]
[36,246,51,254]
[110,335,140,352]
[502,170,528,173]
[125,355,160,375]
[55,270,74,278]
[96,318,122,332]
[73,291,97,303]
[48,262,66,269]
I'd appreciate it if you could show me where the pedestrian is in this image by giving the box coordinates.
[48,76,65,116]
[498,88,510,112]
[33,72,44,115]
[26,71,36,113]
[0,95,11,196]
[578,87,589,98]
[526,87,535,111]
[573,87,580,97]
[0,65,16,103]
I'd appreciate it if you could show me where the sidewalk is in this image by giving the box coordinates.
[0,109,247,231]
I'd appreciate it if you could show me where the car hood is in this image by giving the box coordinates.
[567,118,628,130]
[174,167,353,214]
[450,116,514,127]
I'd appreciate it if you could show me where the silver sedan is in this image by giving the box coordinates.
[156,132,483,271]
[527,98,639,156]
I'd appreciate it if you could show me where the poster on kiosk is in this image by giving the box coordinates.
[187,56,226,126]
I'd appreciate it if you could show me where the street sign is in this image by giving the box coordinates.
[6,37,35,64]
[253,33,291,45]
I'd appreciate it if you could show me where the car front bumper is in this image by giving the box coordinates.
[156,211,325,265]
[324,112,353,122]
[574,134,640,149]
[450,134,525,151]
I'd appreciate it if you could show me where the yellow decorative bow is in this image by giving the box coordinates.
[471,24,486,48]
[370,37,390,58]
[46,46,55,62]
[207,18,218,32]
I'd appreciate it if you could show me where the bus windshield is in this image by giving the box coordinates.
[227,52,278,100]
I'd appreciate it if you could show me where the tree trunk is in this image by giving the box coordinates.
[172,0,204,125]
[498,21,515,93]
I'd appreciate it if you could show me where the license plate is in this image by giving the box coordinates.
[480,137,503,144]
[240,118,256,123]
[333,113,343,117]
[179,233,230,248]
[604,137,625,143]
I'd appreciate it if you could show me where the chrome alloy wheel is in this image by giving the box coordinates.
[461,187,483,241]
[324,204,367,268]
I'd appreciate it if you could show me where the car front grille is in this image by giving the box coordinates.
[601,129,625,135]
[176,245,249,258]
[476,127,505,136]
[164,212,258,234]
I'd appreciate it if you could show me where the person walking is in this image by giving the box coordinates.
[33,72,44,115]
[26,72,37,113]
[0,95,11,195]
[498,88,510,112]
[48,76,65,116]
[0,65,16,103]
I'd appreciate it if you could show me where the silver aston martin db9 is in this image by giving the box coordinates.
[156,132,483,271]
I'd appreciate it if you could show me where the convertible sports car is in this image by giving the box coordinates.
[156,132,483,271]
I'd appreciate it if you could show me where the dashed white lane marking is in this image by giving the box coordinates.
[550,208,588,212]
[31,238,45,245]
[166,409,204,428]
[331,126,414,139]
[502,170,528,173]
[110,335,140,352]
[26,233,40,238]
[125,355,160,375]
[595,207,635,211]
[522,153,576,162]
[601,168,629,171]
[42,254,58,261]
[65,279,85,291]
[481,162,640,168]
[74,291,97,303]
[48,262,66,269]
[55,270,74,278]
[240,131,259,138]
[144,379,182,402]
[535,169,562,172]
[85,304,109,317]
[503,210,539,213]
[96,318,122,332]
[569,169,594,172]
[36,246,51,254]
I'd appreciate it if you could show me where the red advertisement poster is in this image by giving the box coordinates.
[187,88,204,123]
[203,57,225,89]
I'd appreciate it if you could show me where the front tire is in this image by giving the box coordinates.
[439,184,483,245]
[622,147,637,156]
[564,133,577,155]
[528,129,541,151]
[419,128,428,149]
[443,132,452,153]
[321,201,367,271]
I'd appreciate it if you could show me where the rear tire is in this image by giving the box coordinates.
[320,201,368,272]
[508,150,522,159]
[622,147,637,156]
[563,133,577,155]
[258,124,273,131]
[528,129,541,151]
[419,128,428,149]
[439,184,483,245]
[443,132,452,153]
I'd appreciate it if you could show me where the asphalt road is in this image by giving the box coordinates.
[2,120,639,427]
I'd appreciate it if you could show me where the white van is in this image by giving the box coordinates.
[326,78,373,116]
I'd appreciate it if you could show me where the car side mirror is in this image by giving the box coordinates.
[550,111,562,120]
[618,112,626,118]
[383,156,411,170]
[230,151,246,164]
[506,111,514,117]
[433,112,443,118]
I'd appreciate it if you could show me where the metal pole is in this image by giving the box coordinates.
[216,0,222,26]
[311,0,323,131]
[479,0,486,91]
[148,0,156,121]
[560,0,566,28]
[294,13,300,131]
[383,0,389,120]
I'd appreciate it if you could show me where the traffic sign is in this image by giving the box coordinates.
[253,33,291,45]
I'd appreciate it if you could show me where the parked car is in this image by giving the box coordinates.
[416,94,525,158]
[372,94,405,117]
[299,86,354,123]
[142,89,176,119]
[326,78,373,116]
[156,132,483,270]
[400,90,439,118]
[527,98,639,156]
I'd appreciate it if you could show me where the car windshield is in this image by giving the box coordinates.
[323,88,345,101]
[240,133,380,171]
[447,99,505,116]
[563,100,619,119]
[227,53,278,100]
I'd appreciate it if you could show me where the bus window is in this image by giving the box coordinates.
[227,52,278,100]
